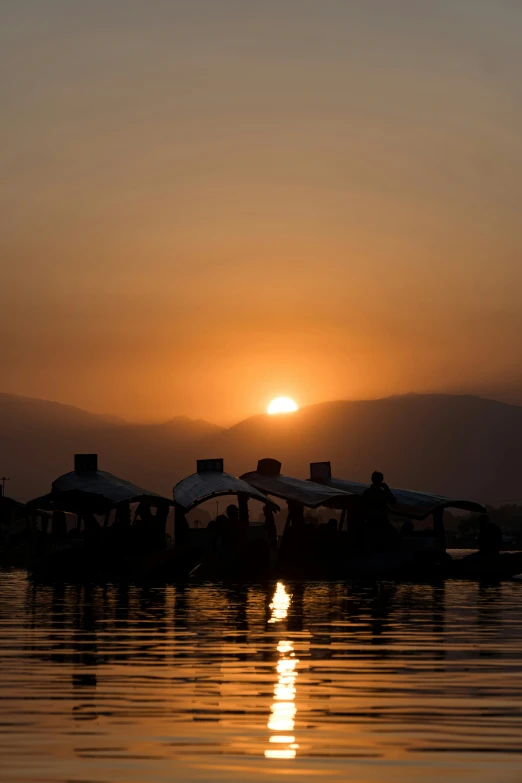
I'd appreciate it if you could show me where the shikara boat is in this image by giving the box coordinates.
[26,454,189,581]
[22,453,519,583]
[310,461,485,519]
[308,462,522,581]
[174,458,279,581]
[240,458,415,579]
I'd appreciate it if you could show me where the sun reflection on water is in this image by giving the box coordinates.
[268,582,291,624]
[265,583,299,760]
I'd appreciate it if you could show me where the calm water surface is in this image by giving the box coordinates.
[1,570,522,783]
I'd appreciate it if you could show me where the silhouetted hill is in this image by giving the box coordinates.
[0,393,124,434]
[206,395,522,505]
[1,393,522,504]
[158,416,223,439]
[0,395,219,500]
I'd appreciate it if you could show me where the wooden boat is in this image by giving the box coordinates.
[240,458,413,579]
[174,458,279,581]
[307,461,518,581]
[26,453,198,581]
[310,461,486,517]
[24,454,516,584]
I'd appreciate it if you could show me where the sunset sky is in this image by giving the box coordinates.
[2,1,522,422]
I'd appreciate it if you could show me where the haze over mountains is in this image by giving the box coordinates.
[1,392,521,505]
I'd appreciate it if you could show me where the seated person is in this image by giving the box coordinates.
[226,504,240,528]
[326,518,338,536]
[215,514,235,548]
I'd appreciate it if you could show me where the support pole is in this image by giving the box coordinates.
[280,504,294,556]
[238,493,250,529]
[263,504,277,548]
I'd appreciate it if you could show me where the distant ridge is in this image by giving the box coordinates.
[0,392,125,428]
[0,392,521,504]
[160,416,224,438]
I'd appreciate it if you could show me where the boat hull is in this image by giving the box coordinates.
[29,544,204,583]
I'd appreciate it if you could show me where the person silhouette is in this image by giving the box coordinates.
[363,472,396,522]
[362,472,397,551]
[226,504,240,526]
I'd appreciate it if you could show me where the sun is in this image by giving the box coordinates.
[267,397,299,415]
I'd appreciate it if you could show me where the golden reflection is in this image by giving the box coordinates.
[268,582,291,623]
[265,583,299,760]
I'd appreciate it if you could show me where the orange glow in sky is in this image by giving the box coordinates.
[2,1,522,423]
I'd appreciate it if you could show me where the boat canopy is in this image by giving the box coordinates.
[310,462,486,519]
[174,458,279,512]
[26,454,172,513]
[241,459,355,509]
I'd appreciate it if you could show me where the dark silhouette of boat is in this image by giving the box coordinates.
[239,458,414,579]
[308,461,522,580]
[173,458,279,580]
[26,454,195,581]
[17,453,522,584]
[310,460,485,523]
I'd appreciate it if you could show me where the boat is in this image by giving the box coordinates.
[22,454,519,584]
[26,453,192,581]
[310,461,485,518]
[307,461,522,581]
[174,458,280,581]
[240,458,414,579]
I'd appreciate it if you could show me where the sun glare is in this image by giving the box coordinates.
[267,397,299,415]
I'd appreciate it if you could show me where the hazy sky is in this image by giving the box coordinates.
[2,0,522,422]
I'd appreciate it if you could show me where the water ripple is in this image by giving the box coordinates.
[1,573,522,782]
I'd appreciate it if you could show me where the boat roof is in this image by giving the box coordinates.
[174,471,279,512]
[27,460,172,512]
[52,470,170,505]
[240,459,355,509]
[310,462,486,519]
[174,459,279,512]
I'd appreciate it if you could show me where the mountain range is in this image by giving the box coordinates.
[1,392,521,505]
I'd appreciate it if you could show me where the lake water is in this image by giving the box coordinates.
[1,571,522,783]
